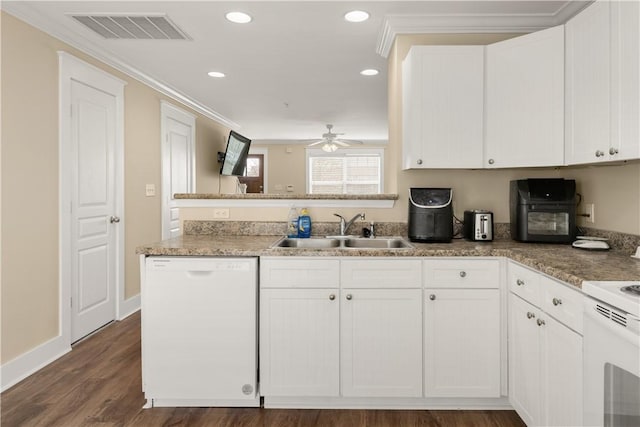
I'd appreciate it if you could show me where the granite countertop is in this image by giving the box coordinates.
[136,235,640,288]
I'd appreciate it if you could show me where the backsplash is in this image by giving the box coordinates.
[183,221,639,254]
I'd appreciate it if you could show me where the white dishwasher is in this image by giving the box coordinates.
[142,256,259,407]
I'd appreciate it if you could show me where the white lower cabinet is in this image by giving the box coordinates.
[260,288,339,396]
[341,288,423,397]
[508,261,583,426]
[423,259,502,398]
[424,289,501,397]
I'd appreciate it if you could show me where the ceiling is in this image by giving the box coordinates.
[2,1,590,142]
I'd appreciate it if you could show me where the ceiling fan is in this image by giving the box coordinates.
[305,124,363,152]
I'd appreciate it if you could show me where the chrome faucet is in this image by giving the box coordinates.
[334,213,365,236]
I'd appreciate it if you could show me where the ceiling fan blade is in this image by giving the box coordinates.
[307,140,326,147]
[335,138,364,145]
[334,140,350,147]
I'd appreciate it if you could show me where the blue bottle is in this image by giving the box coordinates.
[298,208,312,238]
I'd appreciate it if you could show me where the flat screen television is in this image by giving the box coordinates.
[219,130,252,176]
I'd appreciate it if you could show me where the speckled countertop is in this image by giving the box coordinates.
[136,235,640,288]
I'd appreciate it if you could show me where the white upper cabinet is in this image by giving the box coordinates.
[485,26,565,168]
[566,0,640,164]
[610,0,640,161]
[402,46,485,169]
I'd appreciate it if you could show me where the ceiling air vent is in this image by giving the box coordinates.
[70,14,190,40]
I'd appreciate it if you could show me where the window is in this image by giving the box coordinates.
[306,148,384,194]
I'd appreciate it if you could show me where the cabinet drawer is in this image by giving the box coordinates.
[508,262,541,306]
[424,259,500,289]
[341,259,421,288]
[540,277,583,334]
[260,258,339,288]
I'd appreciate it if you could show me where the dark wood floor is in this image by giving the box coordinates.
[1,312,525,427]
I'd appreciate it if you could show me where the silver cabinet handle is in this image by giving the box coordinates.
[516,279,524,286]
[329,294,335,301]
[429,294,436,301]
[537,318,546,326]
[552,297,562,306]
[488,158,495,165]
[609,147,619,155]
[595,150,605,157]
[526,312,535,319]
[459,271,466,278]
[346,294,352,300]
[110,216,120,223]
[417,159,423,165]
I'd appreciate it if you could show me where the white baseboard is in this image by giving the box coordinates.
[119,294,140,320]
[0,335,71,392]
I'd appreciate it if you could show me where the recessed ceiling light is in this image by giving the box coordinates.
[207,71,225,78]
[360,69,379,76]
[225,11,252,24]
[344,10,369,23]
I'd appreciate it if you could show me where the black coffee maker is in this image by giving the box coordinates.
[408,188,453,243]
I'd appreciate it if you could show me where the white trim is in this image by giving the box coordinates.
[59,51,126,346]
[1,4,238,130]
[161,101,196,240]
[248,146,269,194]
[118,294,141,321]
[174,198,395,209]
[375,1,592,58]
[264,396,512,410]
[0,336,71,392]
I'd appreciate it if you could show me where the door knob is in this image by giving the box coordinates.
[346,294,352,300]
[429,294,436,301]
[110,216,120,223]
[329,294,336,301]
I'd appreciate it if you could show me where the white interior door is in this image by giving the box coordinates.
[70,80,118,342]
[161,102,195,240]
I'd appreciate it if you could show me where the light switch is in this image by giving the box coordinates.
[145,184,156,197]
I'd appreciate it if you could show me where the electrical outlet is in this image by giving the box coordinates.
[584,203,595,224]
[274,184,283,191]
[213,208,230,219]
[145,184,156,197]
[286,185,294,192]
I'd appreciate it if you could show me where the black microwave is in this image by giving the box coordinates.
[509,179,577,243]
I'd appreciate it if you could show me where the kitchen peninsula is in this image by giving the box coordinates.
[137,220,639,426]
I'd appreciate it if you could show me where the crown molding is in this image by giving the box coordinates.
[376,1,592,58]
[1,3,239,130]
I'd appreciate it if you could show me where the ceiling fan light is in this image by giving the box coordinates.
[322,143,338,153]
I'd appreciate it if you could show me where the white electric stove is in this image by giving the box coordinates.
[582,280,640,426]
[582,281,640,318]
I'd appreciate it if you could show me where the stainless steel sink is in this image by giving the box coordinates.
[271,236,413,250]
[343,237,413,249]
[271,237,341,249]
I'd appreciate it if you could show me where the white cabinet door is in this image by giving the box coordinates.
[541,315,583,427]
[424,289,500,397]
[509,293,541,426]
[565,0,611,164]
[611,0,640,161]
[260,288,340,396]
[341,288,423,397]
[402,46,484,169]
[485,26,564,168]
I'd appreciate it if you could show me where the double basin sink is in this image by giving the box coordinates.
[271,236,414,250]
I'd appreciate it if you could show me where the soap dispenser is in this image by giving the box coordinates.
[297,208,312,238]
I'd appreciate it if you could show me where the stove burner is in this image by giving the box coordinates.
[620,285,640,296]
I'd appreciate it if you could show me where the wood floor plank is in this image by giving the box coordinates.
[1,312,525,427]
